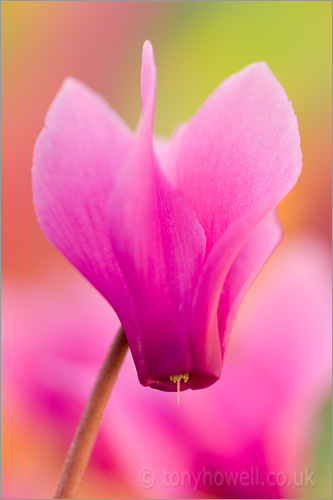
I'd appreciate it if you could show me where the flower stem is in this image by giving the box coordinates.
[54,326,128,499]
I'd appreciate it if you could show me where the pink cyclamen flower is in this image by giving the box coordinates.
[32,41,302,392]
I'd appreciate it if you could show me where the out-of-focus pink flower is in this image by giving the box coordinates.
[1,273,127,499]
[32,41,302,391]
[2,238,331,499]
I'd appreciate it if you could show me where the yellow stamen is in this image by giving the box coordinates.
[169,373,189,404]
[177,377,180,404]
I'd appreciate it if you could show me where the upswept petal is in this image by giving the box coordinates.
[190,203,275,381]
[32,78,138,332]
[217,209,282,356]
[107,41,207,390]
[168,62,302,252]
[140,40,156,126]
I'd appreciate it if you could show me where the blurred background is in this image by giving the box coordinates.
[1,1,331,499]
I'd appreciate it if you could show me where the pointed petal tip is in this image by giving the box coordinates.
[142,40,154,59]
[59,76,84,94]
[140,40,156,120]
[141,40,156,77]
[248,61,270,70]
[61,76,102,100]
[143,39,152,49]
[237,61,275,82]
[141,40,156,76]
[62,75,77,87]
[43,76,86,129]
[46,76,85,117]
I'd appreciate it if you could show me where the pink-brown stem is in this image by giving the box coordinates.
[54,326,128,499]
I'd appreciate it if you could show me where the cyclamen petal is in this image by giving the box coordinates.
[217,209,282,355]
[32,77,140,339]
[167,61,302,251]
[107,42,207,389]
[32,41,302,392]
